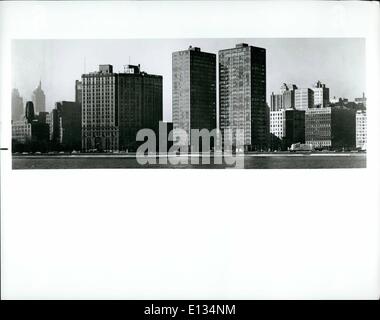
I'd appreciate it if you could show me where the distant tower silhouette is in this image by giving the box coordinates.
[11,88,24,121]
[32,80,46,113]
[25,101,35,123]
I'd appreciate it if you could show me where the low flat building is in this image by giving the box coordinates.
[12,119,32,144]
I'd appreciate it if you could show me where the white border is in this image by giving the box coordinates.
[1,1,379,299]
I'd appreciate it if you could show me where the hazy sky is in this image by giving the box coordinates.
[12,38,365,121]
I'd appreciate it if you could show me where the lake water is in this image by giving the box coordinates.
[12,153,366,169]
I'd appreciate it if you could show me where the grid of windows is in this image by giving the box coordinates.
[172,48,216,145]
[82,72,119,151]
[356,111,367,149]
[219,44,267,150]
[12,120,32,143]
[295,88,314,111]
[305,108,332,148]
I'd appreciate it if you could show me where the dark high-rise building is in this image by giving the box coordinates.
[331,107,356,150]
[118,65,163,151]
[219,43,267,151]
[37,111,49,124]
[305,107,356,150]
[12,88,24,121]
[82,64,163,152]
[32,80,46,113]
[25,101,35,123]
[55,101,82,150]
[75,80,82,105]
[31,120,50,145]
[285,109,305,148]
[49,108,60,144]
[172,46,216,146]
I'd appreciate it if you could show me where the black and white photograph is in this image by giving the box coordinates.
[11,38,367,169]
[1,0,380,309]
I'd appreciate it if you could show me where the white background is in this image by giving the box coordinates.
[1,1,380,299]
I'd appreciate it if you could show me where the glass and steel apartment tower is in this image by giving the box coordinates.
[219,43,268,151]
[172,46,216,145]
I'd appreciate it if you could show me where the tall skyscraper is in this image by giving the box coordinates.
[32,80,46,113]
[82,64,163,152]
[55,101,82,150]
[82,65,119,151]
[219,43,267,150]
[284,109,305,148]
[295,88,314,111]
[312,81,330,108]
[118,64,163,151]
[172,46,216,146]
[11,88,24,121]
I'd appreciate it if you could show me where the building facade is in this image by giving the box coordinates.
[285,109,305,148]
[356,110,367,149]
[82,65,119,151]
[270,93,283,112]
[32,80,46,113]
[118,65,163,151]
[312,81,330,108]
[270,109,305,150]
[12,88,24,121]
[54,101,82,150]
[295,88,314,111]
[331,107,356,150]
[305,108,332,149]
[82,64,163,152]
[172,46,216,146]
[12,119,32,144]
[305,107,355,150]
[270,110,285,140]
[219,43,268,150]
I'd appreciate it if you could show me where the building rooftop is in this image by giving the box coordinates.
[188,46,201,52]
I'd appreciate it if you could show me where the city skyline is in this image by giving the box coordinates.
[12,38,366,122]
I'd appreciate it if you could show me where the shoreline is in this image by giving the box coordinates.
[12,152,366,159]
